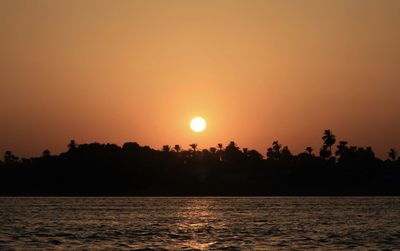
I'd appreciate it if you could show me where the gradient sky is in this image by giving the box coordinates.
[1,0,399,158]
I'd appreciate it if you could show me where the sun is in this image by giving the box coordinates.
[190,117,206,133]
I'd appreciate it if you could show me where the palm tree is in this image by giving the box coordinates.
[174,144,181,153]
[189,144,198,153]
[189,143,198,158]
[267,141,282,160]
[322,130,336,157]
[272,141,281,153]
[217,143,224,161]
[389,149,397,161]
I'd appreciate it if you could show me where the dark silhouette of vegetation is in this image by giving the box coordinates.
[0,130,399,196]
[322,130,336,156]
[174,144,181,153]
[389,149,397,161]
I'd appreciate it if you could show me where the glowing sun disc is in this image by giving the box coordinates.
[190,117,206,132]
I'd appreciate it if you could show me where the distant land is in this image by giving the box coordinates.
[1,130,399,196]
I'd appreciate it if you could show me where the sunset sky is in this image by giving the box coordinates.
[1,0,399,158]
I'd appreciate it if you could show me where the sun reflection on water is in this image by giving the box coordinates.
[175,199,218,250]
[2,198,400,250]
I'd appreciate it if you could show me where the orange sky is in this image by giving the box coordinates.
[1,0,399,158]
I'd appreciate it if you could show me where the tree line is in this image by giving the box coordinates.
[0,130,399,196]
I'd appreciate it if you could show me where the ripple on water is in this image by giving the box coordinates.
[1,197,400,250]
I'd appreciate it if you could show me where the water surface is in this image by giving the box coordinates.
[1,197,400,250]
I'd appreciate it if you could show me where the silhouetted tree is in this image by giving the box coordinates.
[68,140,77,151]
[298,147,315,160]
[319,145,331,160]
[1,134,400,196]
[4,151,18,165]
[305,147,314,156]
[336,141,349,158]
[267,141,281,160]
[281,146,292,161]
[189,144,198,158]
[389,149,397,161]
[322,130,336,158]
[162,145,171,152]
[42,149,51,157]
[223,141,243,162]
[366,147,375,158]
[217,143,224,161]
[247,150,263,161]
[122,142,141,153]
[174,144,181,153]
[209,147,217,154]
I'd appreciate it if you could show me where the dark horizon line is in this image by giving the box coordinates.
[2,129,398,161]
[1,129,400,196]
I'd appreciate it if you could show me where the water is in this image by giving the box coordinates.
[1,197,400,250]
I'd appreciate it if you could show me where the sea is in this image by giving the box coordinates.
[1,197,400,250]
